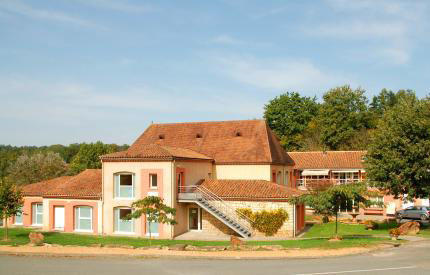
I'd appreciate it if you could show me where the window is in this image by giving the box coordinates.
[370,196,384,208]
[114,208,134,233]
[276,172,281,184]
[146,215,159,236]
[150,174,158,189]
[114,173,134,199]
[177,172,183,192]
[284,171,289,186]
[32,203,43,226]
[14,207,23,225]
[75,206,92,232]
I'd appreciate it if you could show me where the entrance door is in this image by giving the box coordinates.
[189,208,200,230]
[54,206,65,230]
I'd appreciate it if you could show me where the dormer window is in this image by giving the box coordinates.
[196,133,202,138]
[158,134,165,139]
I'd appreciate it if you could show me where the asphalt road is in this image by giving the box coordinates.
[1,241,430,275]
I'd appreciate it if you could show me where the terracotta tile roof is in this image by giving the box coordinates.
[22,169,102,199]
[126,120,293,165]
[199,179,304,201]
[101,144,212,161]
[288,151,366,169]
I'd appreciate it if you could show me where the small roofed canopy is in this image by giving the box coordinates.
[101,144,212,161]
[199,179,304,201]
[22,169,102,199]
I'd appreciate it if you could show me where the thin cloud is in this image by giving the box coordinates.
[76,0,152,13]
[0,0,105,30]
[211,35,244,46]
[213,54,351,93]
[301,0,430,65]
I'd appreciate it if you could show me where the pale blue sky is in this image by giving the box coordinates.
[1,0,429,146]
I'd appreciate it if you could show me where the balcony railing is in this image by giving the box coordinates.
[297,178,361,190]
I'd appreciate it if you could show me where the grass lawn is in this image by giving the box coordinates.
[0,228,399,250]
[303,220,430,238]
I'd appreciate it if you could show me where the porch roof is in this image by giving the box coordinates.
[199,179,305,201]
[22,169,102,199]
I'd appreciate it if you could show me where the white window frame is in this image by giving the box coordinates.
[369,196,384,208]
[146,214,160,237]
[114,207,135,234]
[14,207,23,225]
[32,203,43,226]
[114,173,135,200]
[149,174,158,189]
[75,206,93,232]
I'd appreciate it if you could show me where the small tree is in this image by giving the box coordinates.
[0,179,24,241]
[290,182,377,237]
[125,196,176,245]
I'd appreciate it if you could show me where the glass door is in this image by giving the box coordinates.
[189,208,200,230]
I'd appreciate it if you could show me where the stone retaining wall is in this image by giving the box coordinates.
[201,201,295,237]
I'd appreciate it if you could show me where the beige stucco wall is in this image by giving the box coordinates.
[102,161,174,238]
[173,161,213,237]
[214,165,272,180]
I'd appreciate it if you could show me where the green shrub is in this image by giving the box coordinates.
[236,208,289,236]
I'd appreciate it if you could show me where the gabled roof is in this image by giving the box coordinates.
[125,120,293,165]
[199,179,304,201]
[101,144,212,161]
[288,151,366,169]
[22,169,102,199]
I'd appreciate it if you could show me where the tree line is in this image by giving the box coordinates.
[264,85,420,152]
[0,142,129,186]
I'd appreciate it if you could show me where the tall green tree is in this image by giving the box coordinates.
[317,85,371,150]
[264,92,319,151]
[0,179,23,241]
[69,142,117,174]
[290,182,375,236]
[7,152,68,185]
[365,96,430,199]
[125,196,176,245]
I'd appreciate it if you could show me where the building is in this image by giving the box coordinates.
[289,151,430,220]
[9,120,306,239]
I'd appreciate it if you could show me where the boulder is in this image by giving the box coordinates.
[28,232,44,246]
[230,235,244,248]
[398,221,420,235]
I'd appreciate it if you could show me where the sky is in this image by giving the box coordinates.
[1,0,429,146]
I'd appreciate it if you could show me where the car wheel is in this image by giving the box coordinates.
[420,214,427,221]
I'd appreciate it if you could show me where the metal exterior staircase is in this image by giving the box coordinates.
[178,185,253,238]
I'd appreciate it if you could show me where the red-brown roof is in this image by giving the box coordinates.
[199,179,304,201]
[22,169,102,199]
[101,144,212,161]
[125,120,293,165]
[288,151,366,169]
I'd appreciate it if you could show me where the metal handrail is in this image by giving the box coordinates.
[179,185,253,234]
[196,185,253,231]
